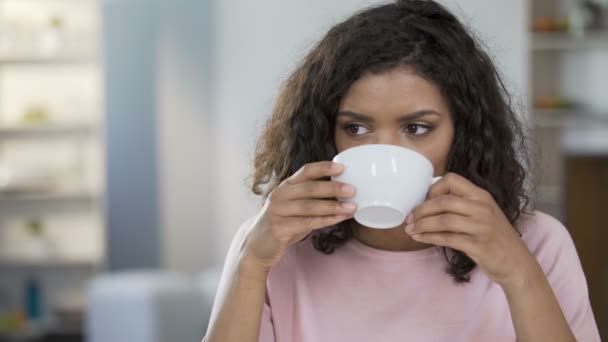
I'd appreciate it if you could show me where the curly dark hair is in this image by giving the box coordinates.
[250,0,530,283]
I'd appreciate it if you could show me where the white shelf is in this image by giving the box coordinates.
[0,124,98,139]
[0,190,98,200]
[0,191,100,216]
[532,110,608,155]
[532,109,608,128]
[563,125,608,156]
[532,30,608,51]
[0,257,100,269]
[0,54,98,65]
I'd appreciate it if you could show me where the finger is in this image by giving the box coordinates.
[428,173,491,202]
[405,213,480,236]
[274,199,357,217]
[284,161,344,185]
[412,194,484,221]
[281,180,356,200]
[411,231,475,252]
[290,214,353,234]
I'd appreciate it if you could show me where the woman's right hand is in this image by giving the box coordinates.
[239,161,357,272]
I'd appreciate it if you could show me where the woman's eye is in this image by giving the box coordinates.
[344,123,370,135]
[405,124,431,135]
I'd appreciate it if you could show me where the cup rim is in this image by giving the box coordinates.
[332,144,433,170]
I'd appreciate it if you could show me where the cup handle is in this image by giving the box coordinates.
[432,176,442,184]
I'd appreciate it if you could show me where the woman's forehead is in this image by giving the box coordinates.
[338,67,450,120]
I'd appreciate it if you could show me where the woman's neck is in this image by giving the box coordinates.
[351,221,433,252]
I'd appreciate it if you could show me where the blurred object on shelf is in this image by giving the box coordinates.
[602,0,608,28]
[24,276,46,337]
[569,1,589,37]
[24,278,42,322]
[21,105,51,125]
[0,217,60,264]
[39,14,66,57]
[0,286,26,337]
[0,310,26,337]
[23,218,56,261]
[568,0,606,37]
[533,1,607,34]
[533,16,569,32]
[582,0,606,30]
[534,95,579,111]
[532,29,608,51]
[0,8,97,59]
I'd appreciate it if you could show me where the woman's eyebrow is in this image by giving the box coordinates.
[336,110,441,122]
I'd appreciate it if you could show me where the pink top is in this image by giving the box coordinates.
[209,211,600,341]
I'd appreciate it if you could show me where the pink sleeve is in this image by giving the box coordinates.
[207,216,276,342]
[523,212,601,342]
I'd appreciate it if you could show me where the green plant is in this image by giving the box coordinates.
[25,219,44,237]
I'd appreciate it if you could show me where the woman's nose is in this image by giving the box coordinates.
[374,132,404,147]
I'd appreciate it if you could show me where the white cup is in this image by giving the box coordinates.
[331,144,441,229]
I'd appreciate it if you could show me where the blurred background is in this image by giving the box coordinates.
[0,0,605,341]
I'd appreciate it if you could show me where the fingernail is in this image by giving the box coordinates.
[411,234,421,240]
[331,163,344,171]
[406,214,414,224]
[341,202,356,210]
[342,184,355,195]
[405,223,415,233]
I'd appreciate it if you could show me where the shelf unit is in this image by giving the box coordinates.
[529,5,608,218]
[530,2,608,339]
[0,0,103,338]
[0,55,97,66]
[0,1,103,230]
[0,191,99,217]
[0,124,98,139]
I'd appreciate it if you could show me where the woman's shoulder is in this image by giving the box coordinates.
[516,210,572,244]
[515,210,579,269]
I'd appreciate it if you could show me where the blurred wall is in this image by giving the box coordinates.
[156,0,215,273]
[440,0,529,107]
[103,0,215,273]
[103,0,161,270]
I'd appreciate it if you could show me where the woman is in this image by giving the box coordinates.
[205,1,600,341]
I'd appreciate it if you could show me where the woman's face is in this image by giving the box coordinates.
[335,66,454,176]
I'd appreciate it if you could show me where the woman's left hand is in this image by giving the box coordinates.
[404,172,538,289]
